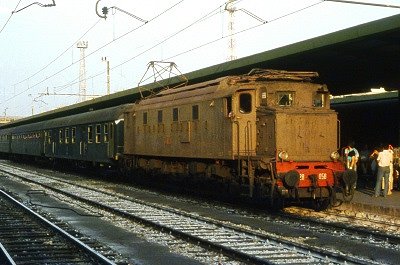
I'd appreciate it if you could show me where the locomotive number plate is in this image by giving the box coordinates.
[299,173,305,181]
[318,173,327,180]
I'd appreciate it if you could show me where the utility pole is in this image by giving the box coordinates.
[225,0,237,61]
[77,41,88,102]
[3,108,8,122]
[102,57,110,95]
[224,3,266,62]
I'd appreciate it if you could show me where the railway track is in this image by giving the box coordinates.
[0,163,379,265]
[281,206,400,246]
[0,189,117,265]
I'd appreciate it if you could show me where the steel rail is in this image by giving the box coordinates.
[0,189,116,265]
[0,242,16,265]
[0,165,371,265]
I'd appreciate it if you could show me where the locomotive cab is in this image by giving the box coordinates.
[227,70,345,206]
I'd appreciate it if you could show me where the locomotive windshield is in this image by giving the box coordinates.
[277,92,293,106]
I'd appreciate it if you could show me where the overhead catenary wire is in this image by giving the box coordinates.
[4,0,397,112]
[324,0,400,9]
[51,0,185,94]
[2,0,185,105]
[165,1,325,61]
[52,1,225,93]
[54,0,325,93]
[0,0,22,36]
[12,0,56,14]
[4,0,314,106]
[13,18,102,87]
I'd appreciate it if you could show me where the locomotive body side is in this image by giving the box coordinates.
[123,79,237,178]
[126,83,234,159]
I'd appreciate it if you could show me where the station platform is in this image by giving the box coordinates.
[338,187,400,217]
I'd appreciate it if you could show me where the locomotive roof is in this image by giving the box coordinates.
[9,104,133,133]
[141,69,319,100]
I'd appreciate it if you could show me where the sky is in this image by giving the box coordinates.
[0,0,399,117]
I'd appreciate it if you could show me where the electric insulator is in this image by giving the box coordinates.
[102,7,108,15]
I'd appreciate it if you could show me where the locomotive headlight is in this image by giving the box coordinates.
[330,151,340,161]
[278,151,289,161]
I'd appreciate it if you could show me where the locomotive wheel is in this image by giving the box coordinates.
[313,198,330,211]
[228,182,240,198]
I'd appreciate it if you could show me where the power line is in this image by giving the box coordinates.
[0,0,22,35]
[1,0,186,105]
[52,1,224,93]
[47,0,325,95]
[13,18,102,87]
[324,0,400,8]
[5,0,391,112]
[176,1,324,58]
[12,0,56,14]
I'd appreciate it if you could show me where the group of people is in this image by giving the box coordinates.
[344,143,395,197]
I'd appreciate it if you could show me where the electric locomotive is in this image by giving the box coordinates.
[122,69,351,208]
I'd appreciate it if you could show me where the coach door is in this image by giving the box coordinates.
[43,130,55,157]
[80,125,90,158]
[106,122,114,158]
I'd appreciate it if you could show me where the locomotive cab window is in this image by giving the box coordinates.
[224,97,232,117]
[313,93,323,107]
[313,90,328,108]
[239,93,252,114]
[277,92,294,106]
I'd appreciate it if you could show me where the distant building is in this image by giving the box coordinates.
[0,116,21,124]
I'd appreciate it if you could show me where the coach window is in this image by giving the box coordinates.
[172,108,179,122]
[277,92,293,106]
[96,124,101,143]
[104,124,109,142]
[71,127,76,143]
[110,123,114,139]
[59,129,64,144]
[65,128,69,144]
[88,125,93,143]
[192,105,199,120]
[47,131,51,144]
[239,93,252,114]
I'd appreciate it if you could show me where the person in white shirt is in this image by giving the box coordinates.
[373,145,393,197]
[388,145,394,195]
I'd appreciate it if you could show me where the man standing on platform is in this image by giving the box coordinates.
[373,145,393,197]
